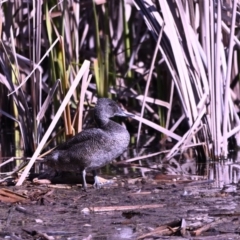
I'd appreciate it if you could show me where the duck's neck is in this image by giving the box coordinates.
[95,118,109,128]
[96,118,123,131]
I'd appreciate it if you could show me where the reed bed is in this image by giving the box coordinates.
[0,0,239,184]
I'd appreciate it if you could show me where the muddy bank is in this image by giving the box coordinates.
[1,176,240,239]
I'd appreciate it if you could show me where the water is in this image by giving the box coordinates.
[1,128,240,190]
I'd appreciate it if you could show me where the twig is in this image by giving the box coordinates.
[0,188,27,203]
[192,218,229,236]
[82,204,165,213]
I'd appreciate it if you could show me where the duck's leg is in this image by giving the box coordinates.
[92,170,101,189]
[81,169,87,190]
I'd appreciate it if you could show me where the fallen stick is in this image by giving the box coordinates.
[0,188,27,203]
[138,219,182,239]
[192,218,228,236]
[82,204,165,213]
[127,191,152,196]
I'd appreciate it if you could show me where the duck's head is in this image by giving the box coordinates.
[94,98,134,124]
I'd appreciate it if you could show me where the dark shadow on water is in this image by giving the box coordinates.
[2,128,240,189]
[208,151,240,188]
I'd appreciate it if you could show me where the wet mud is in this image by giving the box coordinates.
[1,176,240,239]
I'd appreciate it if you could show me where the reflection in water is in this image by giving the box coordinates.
[208,152,240,188]
[1,127,240,190]
[114,226,135,239]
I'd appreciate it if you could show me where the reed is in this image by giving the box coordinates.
[0,0,239,179]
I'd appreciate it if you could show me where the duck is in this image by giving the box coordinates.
[44,98,134,189]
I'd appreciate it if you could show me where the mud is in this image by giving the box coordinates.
[1,176,240,239]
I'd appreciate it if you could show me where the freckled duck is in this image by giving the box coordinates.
[45,98,134,189]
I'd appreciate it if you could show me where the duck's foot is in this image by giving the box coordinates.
[93,175,115,189]
[92,170,103,189]
[93,176,102,189]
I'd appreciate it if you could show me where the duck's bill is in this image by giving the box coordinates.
[117,109,135,118]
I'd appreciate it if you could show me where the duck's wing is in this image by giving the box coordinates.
[54,128,104,151]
